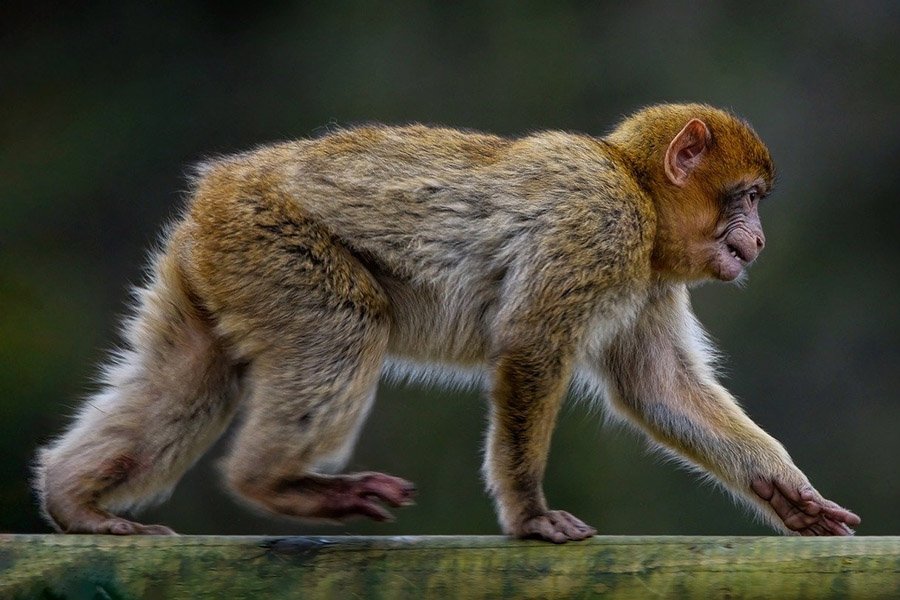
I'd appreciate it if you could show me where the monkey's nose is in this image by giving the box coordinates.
[755,234,765,251]
[743,243,761,263]
[729,231,762,264]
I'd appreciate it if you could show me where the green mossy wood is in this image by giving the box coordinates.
[2,535,899,599]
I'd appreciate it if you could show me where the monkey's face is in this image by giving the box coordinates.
[656,115,774,283]
[707,181,767,281]
[656,180,768,283]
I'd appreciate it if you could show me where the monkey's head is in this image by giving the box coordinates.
[610,104,775,283]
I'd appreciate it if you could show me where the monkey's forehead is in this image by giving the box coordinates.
[740,154,775,191]
[711,123,775,189]
[738,133,775,186]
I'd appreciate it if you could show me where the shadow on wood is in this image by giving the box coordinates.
[1,535,899,599]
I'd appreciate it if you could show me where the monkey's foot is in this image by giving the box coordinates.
[752,478,860,536]
[61,509,177,535]
[513,510,597,544]
[299,472,417,522]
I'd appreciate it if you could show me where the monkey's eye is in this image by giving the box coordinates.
[747,190,759,203]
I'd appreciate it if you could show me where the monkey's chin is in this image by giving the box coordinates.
[711,252,746,281]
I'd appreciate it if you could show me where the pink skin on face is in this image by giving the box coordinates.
[712,226,764,281]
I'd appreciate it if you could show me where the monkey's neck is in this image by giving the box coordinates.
[649,184,713,283]
[601,137,713,283]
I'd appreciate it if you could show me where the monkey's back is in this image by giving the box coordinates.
[185,124,653,365]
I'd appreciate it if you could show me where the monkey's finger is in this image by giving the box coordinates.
[806,522,828,536]
[782,511,820,531]
[775,480,809,506]
[823,505,861,527]
[819,504,861,527]
[801,488,861,526]
[753,478,810,528]
[826,509,862,527]
[779,483,841,527]
[767,488,822,531]
[821,515,854,536]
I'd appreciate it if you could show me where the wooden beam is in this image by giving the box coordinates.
[2,535,898,599]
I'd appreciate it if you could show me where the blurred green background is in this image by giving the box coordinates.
[2,2,898,536]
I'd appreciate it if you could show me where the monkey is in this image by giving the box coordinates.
[33,103,861,542]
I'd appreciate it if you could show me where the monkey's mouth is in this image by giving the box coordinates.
[727,243,748,263]
[715,243,747,281]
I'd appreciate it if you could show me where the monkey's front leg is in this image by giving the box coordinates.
[601,290,860,535]
[484,347,597,543]
[611,373,860,535]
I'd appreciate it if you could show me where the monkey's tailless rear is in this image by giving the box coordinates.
[33,240,241,533]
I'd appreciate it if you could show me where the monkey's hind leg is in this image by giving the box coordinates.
[223,301,416,523]
[217,227,414,523]
[33,250,240,534]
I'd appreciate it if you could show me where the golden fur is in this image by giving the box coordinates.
[34,104,858,540]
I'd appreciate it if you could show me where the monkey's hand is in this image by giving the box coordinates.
[751,478,860,536]
[512,510,597,544]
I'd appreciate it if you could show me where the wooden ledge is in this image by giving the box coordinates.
[2,535,899,598]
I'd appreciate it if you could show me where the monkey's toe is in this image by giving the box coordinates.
[354,472,417,507]
[305,472,417,522]
[515,510,596,544]
[104,519,177,536]
[65,516,177,536]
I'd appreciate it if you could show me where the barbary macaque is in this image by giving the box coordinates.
[34,104,860,541]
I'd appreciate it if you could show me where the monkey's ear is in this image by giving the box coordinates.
[664,118,711,187]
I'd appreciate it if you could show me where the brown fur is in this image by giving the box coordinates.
[34,103,858,541]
